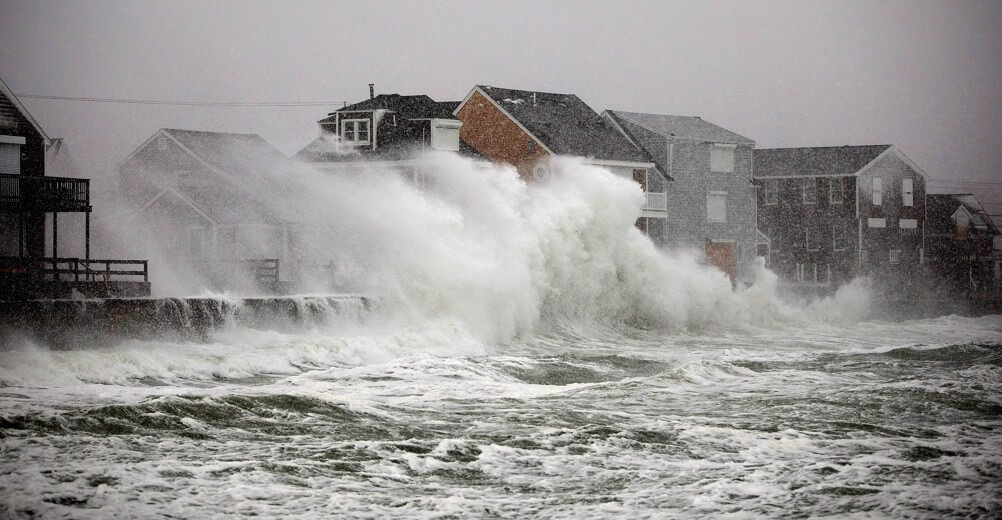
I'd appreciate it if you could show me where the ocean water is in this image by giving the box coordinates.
[2,157,1001,518]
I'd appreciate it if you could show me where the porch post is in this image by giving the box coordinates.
[85,211,90,262]
[52,212,57,259]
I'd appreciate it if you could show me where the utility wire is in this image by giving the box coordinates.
[928,179,1002,185]
[16,94,341,107]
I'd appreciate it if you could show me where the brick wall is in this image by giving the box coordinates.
[456,90,548,179]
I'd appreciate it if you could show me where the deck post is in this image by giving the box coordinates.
[85,211,90,263]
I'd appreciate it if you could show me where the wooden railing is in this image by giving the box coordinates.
[219,258,281,284]
[0,174,90,212]
[41,258,149,283]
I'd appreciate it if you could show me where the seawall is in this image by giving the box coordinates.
[0,295,374,348]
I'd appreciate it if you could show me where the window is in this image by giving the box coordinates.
[707,191,727,222]
[0,142,21,175]
[868,218,886,228]
[341,119,370,145]
[806,227,819,251]
[889,249,901,265]
[830,177,844,204]
[764,179,778,205]
[872,177,883,205]
[710,144,735,173]
[157,136,168,151]
[899,218,917,234]
[833,220,848,251]
[902,178,914,207]
[803,178,817,204]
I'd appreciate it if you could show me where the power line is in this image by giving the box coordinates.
[927,179,1002,187]
[16,94,341,107]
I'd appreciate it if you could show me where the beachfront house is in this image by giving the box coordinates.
[754,145,927,297]
[1,75,150,299]
[603,111,760,282]
[295,86,478,184]
[118,128,299,292]
[453,85,661,240]
[924,193,1001,299]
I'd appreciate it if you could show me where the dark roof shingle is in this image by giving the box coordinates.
[753,145,892,178]
[606,111,753,145]
[475,85,650,163]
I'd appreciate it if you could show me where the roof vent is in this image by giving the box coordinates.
[532,93,537,106]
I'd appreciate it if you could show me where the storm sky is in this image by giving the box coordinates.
[1,0,1000,207]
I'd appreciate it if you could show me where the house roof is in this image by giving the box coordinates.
[926,193,1000,236]
[160,128,288,175]
[470,85,651,163]
[0,75,50,145]
[133,185,285,226]
[333,94,457,120]
[753,145,893,178]
[605,111,754,145]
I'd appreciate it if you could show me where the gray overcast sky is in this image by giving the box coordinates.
[1,0,1000,205]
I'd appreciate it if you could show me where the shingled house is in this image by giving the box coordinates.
[295,89,474,184]
[1,75,149,299]
[453,86,664,241]
[754,145,927,297]
[604,111,760,282]
[925,193,1001,299]
[118,129,298,292]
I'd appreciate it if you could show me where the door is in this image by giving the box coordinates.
[707,240,736,283]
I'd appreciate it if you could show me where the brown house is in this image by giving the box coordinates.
[755,145,928,298]
[454,85,655,182]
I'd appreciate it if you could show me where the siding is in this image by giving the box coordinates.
[456,90,548,179]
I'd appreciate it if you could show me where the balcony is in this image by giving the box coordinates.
[643,191,667,212]
[0,174,91,212]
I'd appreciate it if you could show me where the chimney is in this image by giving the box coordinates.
[369,83,375,100]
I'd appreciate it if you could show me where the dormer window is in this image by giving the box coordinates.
[341,119,370,145]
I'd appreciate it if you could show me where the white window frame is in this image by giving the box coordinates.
[889,249,901,265]
[902,178,914,207]
[157,136,169,151]
[802,177,817,205]
[833,221,847,251]
[830,177,844,204]
[868,218,886,228]
[872,177,883,206]
[710,143,736,173]
[707,191,727,222]
[341,119,371,145]
[764,179,778,205]
[806,227,819,251]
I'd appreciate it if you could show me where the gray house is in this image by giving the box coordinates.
[603,111,761,282]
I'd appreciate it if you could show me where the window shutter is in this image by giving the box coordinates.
[0,143,20,175]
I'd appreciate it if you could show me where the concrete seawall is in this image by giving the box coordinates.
[0,295,373,347]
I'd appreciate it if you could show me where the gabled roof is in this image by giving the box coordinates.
[463,85,651,164]
[753,145,893,178]
[333,94,457,120]
[605,111,754,145]
[132,184,286,226]
[0,75,50,144]
[160,128,288,175]
[926,193,1000,236]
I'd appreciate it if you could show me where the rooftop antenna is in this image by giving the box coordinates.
[369,83,375,100]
